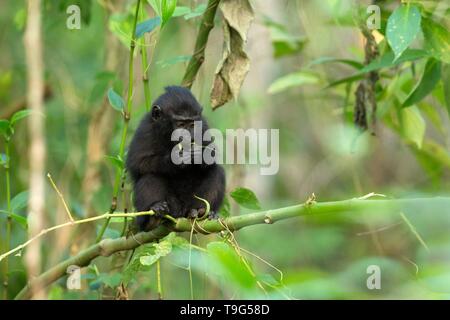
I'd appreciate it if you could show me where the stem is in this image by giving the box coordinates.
[13,196,450,300]
[140,3,153,113]
[156,260,162,299]
[141,44,151,112]
[3,140,11,299]
[96,0,142,243]
[181,0,221,88]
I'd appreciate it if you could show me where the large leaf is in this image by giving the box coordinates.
[422,18,450,64]
[268,71,319,94]
[210,0,254,109]
[400,105,426,149]
[135,17,161,38]
[10,109,33,126]
[386,4,421,60]
[230,187,261,210]
[107,88,124,112]
[403,58,441,107]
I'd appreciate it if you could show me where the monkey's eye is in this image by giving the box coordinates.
[151,105,161,120]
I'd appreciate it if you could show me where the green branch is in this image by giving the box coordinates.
[14,196,450,300]
[181,0,221,88]
[3,139,11,299]
[96,0,142,242]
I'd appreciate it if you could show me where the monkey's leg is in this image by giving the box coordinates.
[133,174,170,231]
[191,166,226,218]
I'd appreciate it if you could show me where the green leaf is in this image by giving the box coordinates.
[268,71,319,94]
[184,4,206,20]
[107,88,124,112]
[140,240,172,266]
[400,105,426,149]
[156,55,191,68]
[123,244,155,285]
[386,4,421,60]
[89,71,116,103]
[327,49,428,88]
[422,18,450,64]
[172,6,191,17]
[147,0,162,16]
[207,241,256,289]
[0,119,10,137]
[264,18,307,58]
[11,109,33,126]
[359,49,428,74]
[135,17,161,38]
[403,58,441,107]
[218,195,230,218]
[96,226,121,240]
[161,0,177,27]
[11,191,29,213]
[307,57,364,69]
[442,64,450,117]
[230,187,261,210]
[109,13,134,48]
[105,155,124,170]
[163,232,188,247]
[0,210,27,229]
[93,273,122,289]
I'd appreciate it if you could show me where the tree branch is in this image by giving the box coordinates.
[13,196,450,300]
[181,0,221,88]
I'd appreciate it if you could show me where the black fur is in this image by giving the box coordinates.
[126,86,225,231]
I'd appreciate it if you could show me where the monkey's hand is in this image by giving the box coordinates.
[136,201,170,231]
[150,201,170,216]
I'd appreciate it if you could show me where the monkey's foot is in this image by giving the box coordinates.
[188,208,219,220]
[188,208,203,218]
[207,211,219,220]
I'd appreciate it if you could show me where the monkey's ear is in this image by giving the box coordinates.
[151,105,162,120]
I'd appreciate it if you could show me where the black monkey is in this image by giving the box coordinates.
[126,86,225,231]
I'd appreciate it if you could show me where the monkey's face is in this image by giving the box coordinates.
[150,104,204,142]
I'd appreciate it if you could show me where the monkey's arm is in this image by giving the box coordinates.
[133,174,170,231]
[127,152,178,179]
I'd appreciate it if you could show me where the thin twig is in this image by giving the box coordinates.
[47,173,74,222]
[0,210,154,263]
